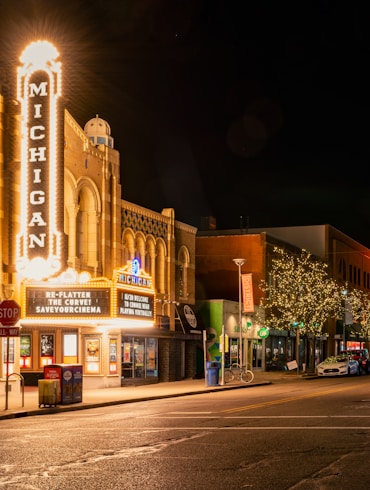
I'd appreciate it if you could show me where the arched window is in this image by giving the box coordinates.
[155,240,166,294]
[136,233,146,268]
[178,246,190,299]
[75,179,100,272]
[122,230,135,266]
[146,237,156,280]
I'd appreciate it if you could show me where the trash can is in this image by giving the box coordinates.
[38,379,60,408]
[206,361,220,386]
[44,364,83,405]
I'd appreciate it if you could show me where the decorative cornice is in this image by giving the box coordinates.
[121,200,169,223]
[175,220,197,235]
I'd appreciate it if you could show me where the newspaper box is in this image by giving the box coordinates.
[44,364,83,405]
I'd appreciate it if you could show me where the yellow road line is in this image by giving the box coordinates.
[222,383,362,413]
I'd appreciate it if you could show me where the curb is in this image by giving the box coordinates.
[0,381,273,420]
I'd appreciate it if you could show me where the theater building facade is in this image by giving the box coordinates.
[0,40,202,389]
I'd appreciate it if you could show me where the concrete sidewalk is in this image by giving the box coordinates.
[0,370,312,420]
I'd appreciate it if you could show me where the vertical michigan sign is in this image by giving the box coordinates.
[16,41,63,280]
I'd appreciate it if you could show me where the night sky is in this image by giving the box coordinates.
[1,1,369,245]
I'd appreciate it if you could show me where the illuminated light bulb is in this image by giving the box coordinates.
[20,40,59,68]
[50,258,61,271]
[60,268,78,283]
[26,258,50,281]
[78,272,91,284]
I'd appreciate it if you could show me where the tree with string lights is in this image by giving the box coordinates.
[344,287,370,341]
[256,247,343,372]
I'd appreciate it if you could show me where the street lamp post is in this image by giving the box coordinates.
[233,258,246,368]
[342,287,348,352]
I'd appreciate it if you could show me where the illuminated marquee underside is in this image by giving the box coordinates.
[16,41,62,280]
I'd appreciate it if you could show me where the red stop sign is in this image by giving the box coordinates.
[0,300,21,326]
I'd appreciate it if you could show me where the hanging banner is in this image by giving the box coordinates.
[241,273,254,312]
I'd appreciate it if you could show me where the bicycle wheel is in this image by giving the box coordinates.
[224,369,234,383]
[241,369,254,384]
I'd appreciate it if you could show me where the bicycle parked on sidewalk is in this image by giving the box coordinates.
[224,363,254,384]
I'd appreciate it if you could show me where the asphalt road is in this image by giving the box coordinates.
[1,375,370,489]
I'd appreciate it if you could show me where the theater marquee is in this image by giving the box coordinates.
[116,291,154,320]
[25,287,111,317]
[22,261,156,323]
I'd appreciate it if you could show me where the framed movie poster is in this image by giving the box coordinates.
[20,334,32,357]
[86,338,100,361]
[109,338,117,374]
[85,338,101,374]
[40,334,54,357]
[40,334,55,366]
[20,334,32,368]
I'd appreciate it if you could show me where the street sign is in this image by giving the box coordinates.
[0,327,20,337]
[0,300,21,326]
[258,327,269,339]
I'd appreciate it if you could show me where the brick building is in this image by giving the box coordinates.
[196,225,370,371]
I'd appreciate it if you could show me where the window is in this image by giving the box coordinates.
[2,338,15,375]
[76,185,99,268]
[63,333,78,364]
[178,246,190,299]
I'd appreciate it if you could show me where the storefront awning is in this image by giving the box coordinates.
[175,304,203,335]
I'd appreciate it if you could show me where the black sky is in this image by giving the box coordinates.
[1,1,369,245]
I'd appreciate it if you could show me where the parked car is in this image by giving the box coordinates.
[341,349,370,374]
[316,354,361,377]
